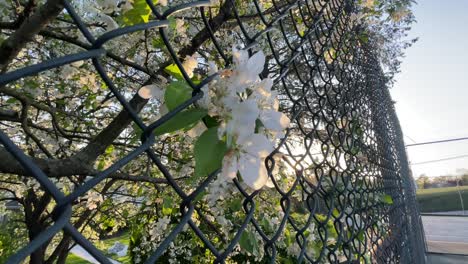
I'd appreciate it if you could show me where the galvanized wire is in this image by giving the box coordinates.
[0,0,426,263]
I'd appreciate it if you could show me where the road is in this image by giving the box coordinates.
[422,215,468,255]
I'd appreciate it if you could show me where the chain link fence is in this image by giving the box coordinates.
[0,0,426,263]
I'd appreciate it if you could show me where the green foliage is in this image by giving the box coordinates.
[357,230,366,243]
[228,198,242,212]
[239,230,260,256]
[381,194,394,205]
[165,81,192,111]
[153,109,207,136]
[162,197,173,215]
[122,0,154,25]
[315,214,338,240]
[65,254,93,264]
[417,186,468,213]
[5,98,17,104]
[164,64,184,80]
[194,127,228,177]
[203,115,220,128]
[0,214,28,263]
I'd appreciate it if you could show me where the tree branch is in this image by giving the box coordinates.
[0,0,64,72]
[0,146,168,184]
[71,0,236,165]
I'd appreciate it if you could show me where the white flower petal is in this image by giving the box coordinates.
[260,110,290,132]
[238,154,268,190]
[199,85,210,109]
[242,134,274,158]
[182,55,197,78]
[230,49,265,92]
[258,78,273,92]
[232,46,249,65]
[221,153,238,180]
[226,118,255,146]
[272,96,279,111]
[138,85,164,100]
[247,50,266,75]
[217,122,226,140]
[253,81,272,100]
[208,61,218,75]
[221,93,239,111]
[251,79,278,110]
[225,100,260,144]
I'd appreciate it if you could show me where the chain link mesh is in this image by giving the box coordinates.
[0,0,426,263]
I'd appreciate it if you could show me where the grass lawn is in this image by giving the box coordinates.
[416,185,468,213]
[66,253,93,264]
[97,232,132,263]
[66,232,131,264]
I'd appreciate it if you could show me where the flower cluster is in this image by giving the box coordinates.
[200,47,290,190]
[83,191,104,210]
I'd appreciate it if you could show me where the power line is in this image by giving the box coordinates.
[411,154,468,166]
[404,134,417,144]
[406,136,468,147]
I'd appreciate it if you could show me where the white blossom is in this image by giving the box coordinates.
[182,55,198,78]
[138,84,164,100]
[84,191,103,210]
[97,0,120,12]
[223,99,259,146]
[229,47,265,93]
[199,46,290,190]
[221,134,274,190]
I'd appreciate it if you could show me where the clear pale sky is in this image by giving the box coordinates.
[391,0,468,178]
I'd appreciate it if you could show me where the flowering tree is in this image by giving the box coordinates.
[0,0,418,263]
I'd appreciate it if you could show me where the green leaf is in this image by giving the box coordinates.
[357,230,365,242]
[382,194,394,205]
[105,145,114,155]
[152,37,165,49]
[194,127,228,177]
[165,81,192,111]
[203,115,220,128]
[122,0,153,25]
[162,197,173,215]
[193,190,207,203]
[97,159,106,171]
[332,208,340,218]
[315,214,338,239]
[312,241,324,257]
[326,221,338,239]
[6,98,17,104]
[239,230,259,255]
[255,119,263,133]
[261,218,273,233]
[168,17,177,30]
[229,198,242,212]
[153,109,207,136]
[359,33,369,43]
[164,63,184,80]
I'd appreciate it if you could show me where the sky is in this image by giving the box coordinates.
[391,0,468,178]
